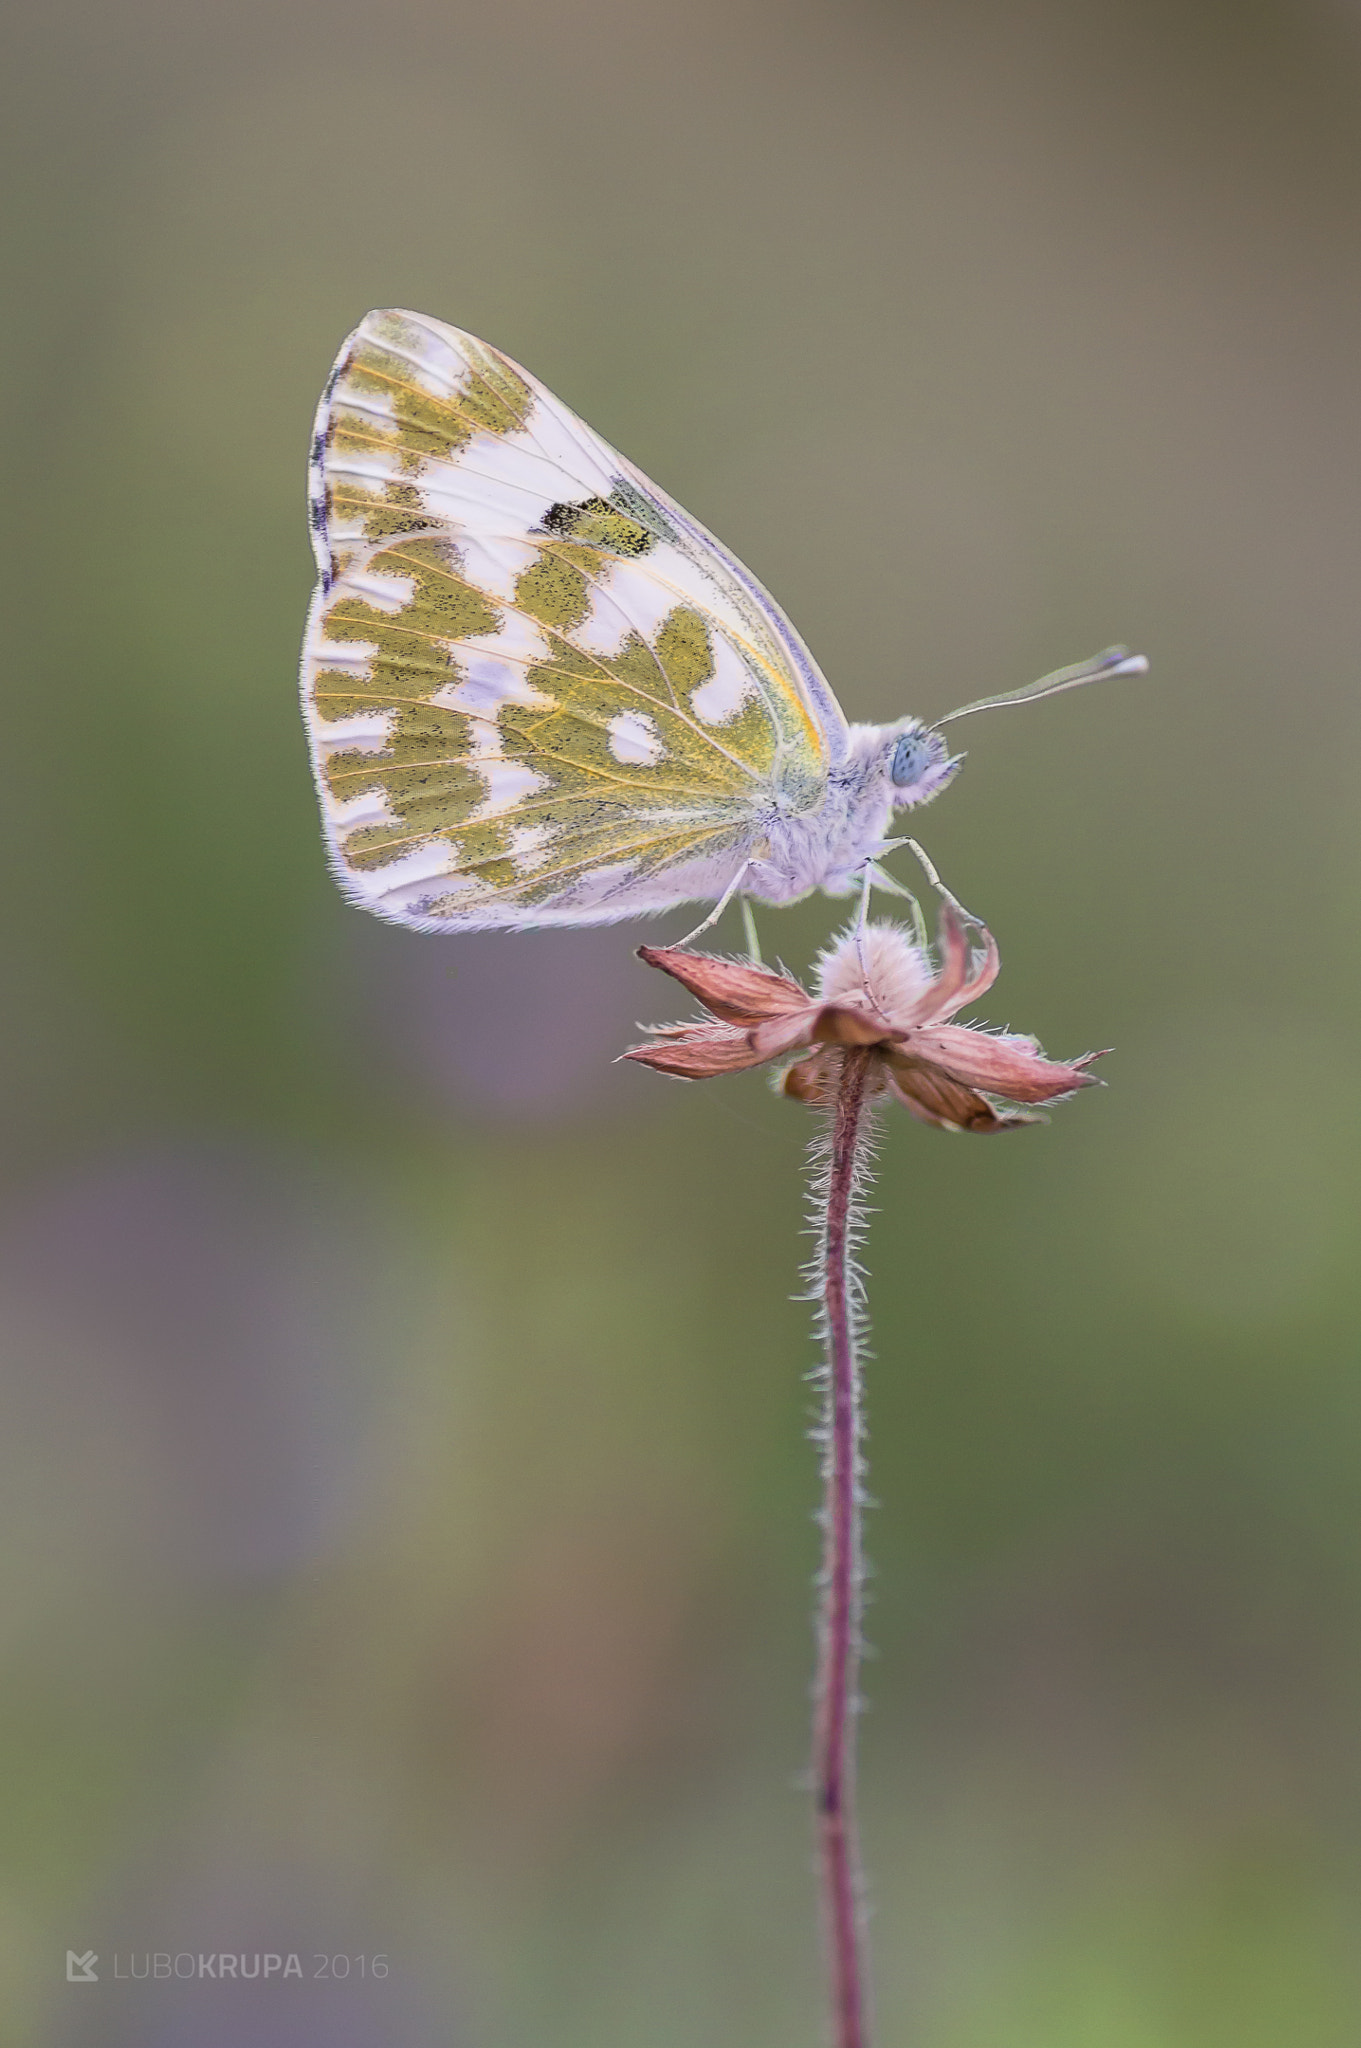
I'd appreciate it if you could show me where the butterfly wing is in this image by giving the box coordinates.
[300,309,844,929]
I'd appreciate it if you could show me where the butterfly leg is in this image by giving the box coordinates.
[740,897,764,965]
[854,862,876,984]
[866,861,930,951]
[674,861,753,948]
[869,834,935,942]
[903,836,985,930]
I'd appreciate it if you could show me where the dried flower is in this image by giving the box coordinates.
[625,905,1103,1131]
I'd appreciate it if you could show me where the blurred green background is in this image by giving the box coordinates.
[5,0,1361,2041]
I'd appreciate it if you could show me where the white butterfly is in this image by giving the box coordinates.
[300,310,1142,933]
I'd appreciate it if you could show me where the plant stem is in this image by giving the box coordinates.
[813,1043,875,2048]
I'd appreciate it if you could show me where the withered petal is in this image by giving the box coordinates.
[636,945,808,1023]
[749,1008,821,1061]
[809,1001,898,1047]
[748,998,896,1064]
[781,1052,837,1104]
[902,903,1001,1027]
[915,900,972,1021]
[621,1023,771,1080]
[884,1063,1037,1133]
[893,1026,1103,1104]
[954,923,1001,1013]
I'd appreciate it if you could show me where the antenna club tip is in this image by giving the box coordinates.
[1108,652,1149,677]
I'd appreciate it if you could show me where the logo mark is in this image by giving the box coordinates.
[66,1951,98,1982]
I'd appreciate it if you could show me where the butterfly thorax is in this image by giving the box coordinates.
[748,719,956,905]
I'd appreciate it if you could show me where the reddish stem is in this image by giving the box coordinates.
[814,1044,873,2048]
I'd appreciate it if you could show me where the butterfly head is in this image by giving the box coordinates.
[886,722,961,810]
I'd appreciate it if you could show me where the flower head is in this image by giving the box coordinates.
[625,905,1103,1131]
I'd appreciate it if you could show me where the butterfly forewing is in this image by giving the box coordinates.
[301,310,838,928]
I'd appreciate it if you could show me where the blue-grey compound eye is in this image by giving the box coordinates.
[889,729,941,789]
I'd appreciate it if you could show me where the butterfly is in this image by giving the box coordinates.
[301,310,1143,933]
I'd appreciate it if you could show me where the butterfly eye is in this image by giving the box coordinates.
[889,730,941,790]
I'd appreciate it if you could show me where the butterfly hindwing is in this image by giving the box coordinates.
[301,310,841,928]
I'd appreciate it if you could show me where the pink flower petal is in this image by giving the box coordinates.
[636,946,807,1022]
[900,904,1001,1028]
[885,1065,1037,1132]
[954,923,1001,1012]
[919,900,972,1018]
[622,1023,771,1080]
[749,1009,821,1061]
[781,1052,837,1104]
[809,1001,898,1047]
[894,1026,1103,1103]
[749,997,898,1063]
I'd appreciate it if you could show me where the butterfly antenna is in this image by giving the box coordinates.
[936,646,1148,727]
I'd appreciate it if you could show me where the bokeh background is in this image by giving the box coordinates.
[5,0,1361,2041]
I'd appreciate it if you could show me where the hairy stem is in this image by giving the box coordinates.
[813,1044,875,2048]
